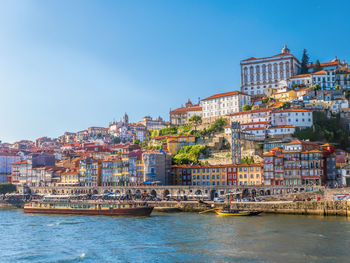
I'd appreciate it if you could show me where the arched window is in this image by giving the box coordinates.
[243,67,248,84]
[250,66,254,83]
[286,62,290,78]
[256,65,260,81]
[273,63,278,80]
[268,64,272,80]
[262,64,266,81]
[280,62,284,79]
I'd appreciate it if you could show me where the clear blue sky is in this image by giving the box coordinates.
[0,0,349,143]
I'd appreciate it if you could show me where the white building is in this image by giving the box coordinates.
[241,45,301,96]
[289,74,313,88]
[129,123,147,142]
[268,125,295,136]
[230,108,272,124]
[271,109,313,128]
[330,98,349,114]
[312,70,336,89]
[201,91,251,119]
[336,67,350,89]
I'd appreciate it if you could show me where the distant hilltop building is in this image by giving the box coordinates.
[138,116,166,130]
[240,45,301,96]
[170,99,202,126]
[289,57,349,90]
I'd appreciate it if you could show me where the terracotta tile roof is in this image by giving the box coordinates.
[241,57,257,62]
[202,91,249,101]
[312,70,327,75]
[272,109,311,114]
[290,74,312,79]
[241,121,269,126]
[12,160,28,165]
[170,104,202,114]
[243,127,265,131]
[308,61,339,68]
[241,52,301,64]
[286,140,303,145]
[269,125,295,129]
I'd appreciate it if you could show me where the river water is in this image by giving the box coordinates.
[0,209,349,263]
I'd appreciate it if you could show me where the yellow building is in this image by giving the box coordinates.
[136,158,144,184]
[272,90,296,102]
[237,163,263,186]
[167,134,195,154]
[60,169,80,186]
[172,165,227,186]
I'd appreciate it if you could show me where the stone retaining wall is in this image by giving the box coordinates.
[150,200,350,216]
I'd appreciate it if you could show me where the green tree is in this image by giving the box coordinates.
[178,124,192,135]
[188,115,202,131]
[313,84,321,91]
[313,60,322,72]
[241,156,254,164]
[300,49,310,74]
[172,145,208,165]
[207,117,227,135]
[159,127,178,136]
[242,104,251,111]
[134,139,140,144]
[294,111,350,150]
[279,102,291,109]
[0,183,16,195]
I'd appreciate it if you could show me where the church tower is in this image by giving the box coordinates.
[123,113,129,125]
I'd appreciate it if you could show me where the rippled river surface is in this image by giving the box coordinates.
[1,209,350,262]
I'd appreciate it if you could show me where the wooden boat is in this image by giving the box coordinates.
[24,201,153,217]
[215,209,262,216]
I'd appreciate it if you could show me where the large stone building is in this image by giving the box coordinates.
[240,45,301,96]
[201,91,250,120]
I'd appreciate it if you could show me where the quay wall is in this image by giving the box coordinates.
[150,200,350,216]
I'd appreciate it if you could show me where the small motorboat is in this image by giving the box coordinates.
[215,209,262,216]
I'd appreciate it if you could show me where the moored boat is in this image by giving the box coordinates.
[215,209,262,216]
[24,201,153,217]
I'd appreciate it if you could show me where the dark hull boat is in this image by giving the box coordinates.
[24,201,153,217]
